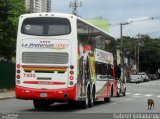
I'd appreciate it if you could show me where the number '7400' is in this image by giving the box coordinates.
[23,73,36,78]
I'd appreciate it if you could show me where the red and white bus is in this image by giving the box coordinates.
[16,13,123,109]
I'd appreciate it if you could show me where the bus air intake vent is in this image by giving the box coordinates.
[22,52,68,64]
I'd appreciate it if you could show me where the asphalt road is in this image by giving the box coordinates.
[0,80,160,119]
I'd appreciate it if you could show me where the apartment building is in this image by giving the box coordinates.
[25,0,51,13]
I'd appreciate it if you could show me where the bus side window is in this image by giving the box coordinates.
[105,64,108,75]
[95,62,101,75]
[106,64,112,77]
[95,62,98,75]
[102,64,106,75]
[109,64,112,77]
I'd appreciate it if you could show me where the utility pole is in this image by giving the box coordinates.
[134,41,137,72]
[137,33,141,73]
[69,0,82,16]
[137,42,140,73]
[120,22,130,53]
[120,22,129,83]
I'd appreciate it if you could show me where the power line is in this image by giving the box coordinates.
[129,24,136,37]
[109,16,160,27]
[123,24,136,37]
[126,25,132,37]
[129,16,160,23]
[147,30,160,34]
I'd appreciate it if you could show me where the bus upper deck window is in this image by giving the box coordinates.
[21,17,71,36]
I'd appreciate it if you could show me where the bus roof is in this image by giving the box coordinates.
[76,17,115,40]
[20,12,115,40]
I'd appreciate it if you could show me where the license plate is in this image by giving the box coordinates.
[40,93,48,98]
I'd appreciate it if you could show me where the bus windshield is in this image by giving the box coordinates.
[21,17,71,36]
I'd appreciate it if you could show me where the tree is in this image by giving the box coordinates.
[116,35,160,73]
[139,38,160,73]
[0,0,27,62]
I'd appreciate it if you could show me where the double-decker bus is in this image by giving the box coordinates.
[16,13,124,109]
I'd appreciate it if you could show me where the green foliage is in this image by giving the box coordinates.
[0,0,27,61]
[139,38,160,73]
[116,35,160,73]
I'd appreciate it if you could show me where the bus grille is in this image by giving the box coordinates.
[22,52,68,64]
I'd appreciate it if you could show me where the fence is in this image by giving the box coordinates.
[0,62,15,89]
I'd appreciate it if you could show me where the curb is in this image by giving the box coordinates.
[0,96,15,100]
[0,89,15,100]
[0,89,8,93]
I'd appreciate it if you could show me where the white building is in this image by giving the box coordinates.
[25,0,51,13]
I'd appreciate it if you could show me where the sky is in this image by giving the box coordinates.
[51,0,160,38]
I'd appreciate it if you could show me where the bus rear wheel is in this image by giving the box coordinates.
[104,97,111,102]
[80,89,89,109]
[89,89,94,107]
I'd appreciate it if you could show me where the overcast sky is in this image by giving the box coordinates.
[51,0,160,38]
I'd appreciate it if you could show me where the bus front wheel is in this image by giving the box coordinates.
[123,88,126,96]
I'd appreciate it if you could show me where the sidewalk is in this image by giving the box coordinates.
[0,89,15,100]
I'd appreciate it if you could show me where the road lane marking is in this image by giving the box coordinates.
[157,95,160,98]
[126,93,131,95]
[144,94,153,97]
[126,92,160,98]
[133,93,141,96]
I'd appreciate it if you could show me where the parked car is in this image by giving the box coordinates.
[130,72,149,83]
[148,74,159,80]
[130,74,143,83]
[138,72,149,82]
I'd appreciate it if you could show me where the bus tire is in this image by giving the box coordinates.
[117,91,120,97]
[111,85,114,97]
[104,97,111,102]
[33,100,51,109]
[89,88,94,107]
[123,88,126,96]
[81,89,89,109]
